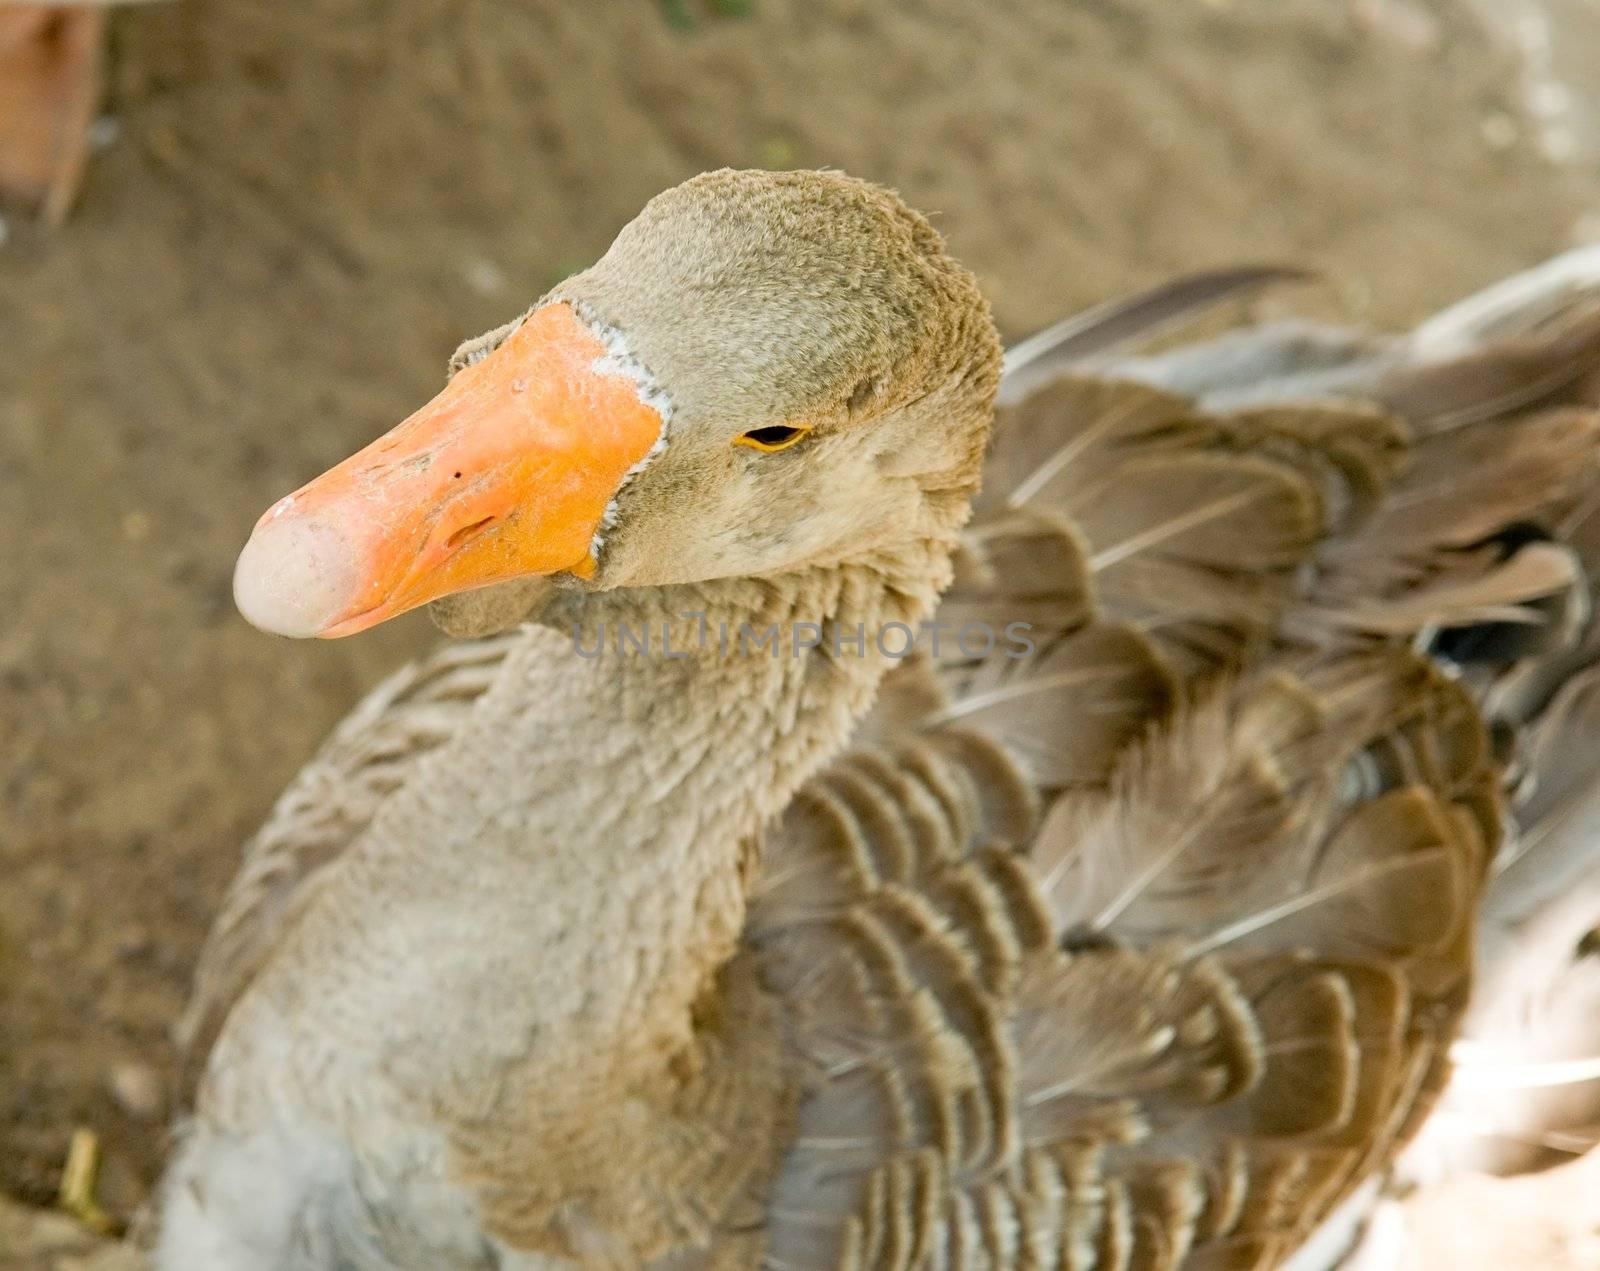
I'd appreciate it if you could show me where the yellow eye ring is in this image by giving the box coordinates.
[735,424,811,453]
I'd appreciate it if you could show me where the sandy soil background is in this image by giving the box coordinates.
[2,0,1598,1245]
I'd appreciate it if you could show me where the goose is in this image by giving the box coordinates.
[157,169,1600,1270]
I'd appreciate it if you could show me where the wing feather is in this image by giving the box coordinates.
[749,252,1600,1268]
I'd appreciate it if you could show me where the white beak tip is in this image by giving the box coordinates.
[233,516,362,638]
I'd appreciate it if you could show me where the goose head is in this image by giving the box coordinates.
[233,169,1001,638]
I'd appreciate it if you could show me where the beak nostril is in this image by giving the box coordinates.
[446,516,496,550]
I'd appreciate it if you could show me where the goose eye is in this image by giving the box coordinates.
[735,424,810,453]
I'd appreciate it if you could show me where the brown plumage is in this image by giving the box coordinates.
[752,264,1600,1265]
[161,172,1600,1269]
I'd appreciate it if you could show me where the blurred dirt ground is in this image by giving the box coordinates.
[2,0,1599,1246]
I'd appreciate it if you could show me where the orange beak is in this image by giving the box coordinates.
[233,304,664,638]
